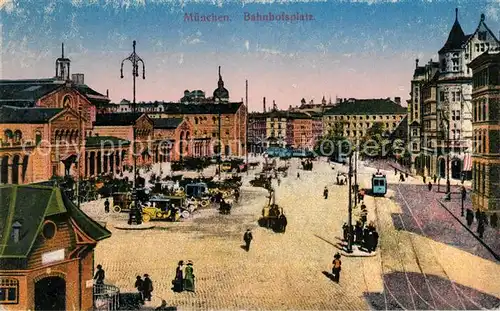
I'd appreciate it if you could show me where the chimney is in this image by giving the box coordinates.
[106,89,109,98]
[395,97,401,105]
[263,97,266,112]
[415,59,419,68]
[273,100,277,111]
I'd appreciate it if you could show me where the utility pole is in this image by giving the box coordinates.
[246,80,249,175]
[354,139,358,206]
[121,40,145,224]
[218,106,222,179]
[446,119,451,195]
[347,153,353,253]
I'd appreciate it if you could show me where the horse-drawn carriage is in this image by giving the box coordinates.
[259,189,287,232]
[250,173,272,189]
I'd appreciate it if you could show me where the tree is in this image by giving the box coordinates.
[314,121,348,157]
[360,122,391,158]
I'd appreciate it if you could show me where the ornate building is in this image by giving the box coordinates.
[0,44,129,184]
[412,10,500,180]
[112,67,247,157]
[468,51,500,224]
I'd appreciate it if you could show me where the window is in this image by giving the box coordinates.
[415,112,419,119]
[0,279,19,304]
[412,143,418,150]
[194,117,199,125]
[35,131,42,145]
[42,221,57,239]
[412,129,418,136]
[478,31,487,41]
[372,116,376,120]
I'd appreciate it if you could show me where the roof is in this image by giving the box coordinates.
[117,101,243,115]
[0,105,63,123]
[0,185,110,258]
[0,78,109,107]
[468,51,500,69]
[85,136,130,147]
[439,17,467,54]
[94,112,144,126]
[153,118,184,129]
[324,99,407,115]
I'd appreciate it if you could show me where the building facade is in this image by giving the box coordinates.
[411,10,500,180]
[468,51,500,223]
[323,98,407,140]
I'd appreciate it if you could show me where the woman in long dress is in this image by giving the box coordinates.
[173,261,184,292]
[184,260,195,292]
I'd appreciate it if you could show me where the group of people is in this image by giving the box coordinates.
[336,173,347,185]
[134,274,154,303]
[344,221,379,253]
[172,260,195,293]
[261,204,288,233]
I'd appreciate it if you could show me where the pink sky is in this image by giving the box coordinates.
[1,49,431,111]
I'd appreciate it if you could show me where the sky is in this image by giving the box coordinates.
[1,0,500,112]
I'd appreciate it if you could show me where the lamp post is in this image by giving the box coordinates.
[246,80,249,175]
[439,109,451,196]
[120,40,145,224]
[347,153,353,253]
[354,139,358,206]
[461,186,466,216]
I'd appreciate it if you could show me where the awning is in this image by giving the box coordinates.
[463,154,472,171]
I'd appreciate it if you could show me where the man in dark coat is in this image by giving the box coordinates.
[244,229,253,251]
[477,220,485,239]
[142,274,153,301]
[94,264,105,294]
[372,229,379,251]
[342,223,348,241]
[428,182,432,191]
[104,198,110,213]
[466,209,474,227]
[433,175,437,183]
[354,222,363,244]
[134,275,144,304]
[279,214,287,233]
[323,186,329,199]
[491,213,498,228]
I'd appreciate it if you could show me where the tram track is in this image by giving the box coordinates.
[393,184,489,310]
[374,183,488,310]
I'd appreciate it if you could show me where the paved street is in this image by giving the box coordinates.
[84,159,500,310]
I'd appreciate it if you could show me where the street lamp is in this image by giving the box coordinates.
[120,40,145,225]
[347,153,354,253]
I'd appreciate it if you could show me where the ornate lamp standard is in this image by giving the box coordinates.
[120,40,145,224]
[439,110,451,196]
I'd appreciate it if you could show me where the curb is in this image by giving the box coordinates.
[436,199,500,262]
[114,223,156,230]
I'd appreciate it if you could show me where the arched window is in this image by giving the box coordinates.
[13,130,22,143]
[194,117,199,125]
[212,116,217,124]
[3,129,13,142]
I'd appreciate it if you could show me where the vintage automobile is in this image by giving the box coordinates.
[250,173,271,189]
[112,192,132,213]
[141,195,188,222]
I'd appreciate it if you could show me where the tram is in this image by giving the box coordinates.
[371,172,387,196]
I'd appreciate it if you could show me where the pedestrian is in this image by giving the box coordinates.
[332,253,342,283]
[491,213,498,228]
[104,198,110,213]
[433,174,437,184]
[142,274,153,301]
[336,174,340,185]
[324,186,329,199]
[365,229,374,253]
[423,175,426,184]
[466,209,474,227]
[277,178,281,186]
[184,260,195,292]
[428,181,432,191]
[134,275,144,304]
[243,229,253,251]
[94,264,105,294]
[342,222,348,241]
[394,168,397,175]
[477,220,485,239]
[172,261,184,292]
[297,172,300,179]
[461,186,467,201]
[279,213,287,233]
[354,222,363,244]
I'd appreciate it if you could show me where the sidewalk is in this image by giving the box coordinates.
[390,182,499,263]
